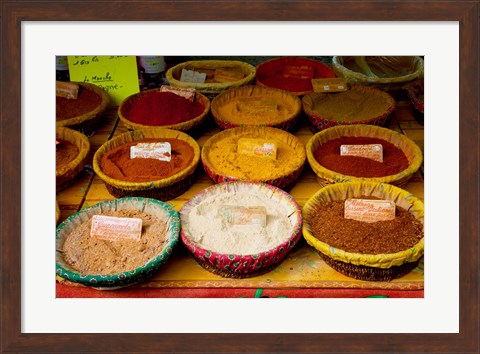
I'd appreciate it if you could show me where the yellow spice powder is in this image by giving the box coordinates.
[207,134,303,180]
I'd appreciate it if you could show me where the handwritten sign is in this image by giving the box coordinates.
[130,142,171,161]
[238,138,277,159]
[67,56,139,106]
[344,199,396,223]
[90,215,143,241]
[220,206,266,226]
[340,144,383,163]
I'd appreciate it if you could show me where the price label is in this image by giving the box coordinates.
[344,199,396,223]
[180,69,207,83]
[238,138,277,159]
[90,215,143,241]
[220,206,266,226]
[340,144,383,163]
[159,85,196,101]
[130,142,171,161]
[312,78,348,93]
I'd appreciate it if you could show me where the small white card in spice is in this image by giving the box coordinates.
[237,138,277,159]
[159,85,196,101]
[344,199,396,223]
[90,215,143,241]
[180,69,206,83]
[130,142,171,161]
[340,144,383,163]
[220,206,267,227]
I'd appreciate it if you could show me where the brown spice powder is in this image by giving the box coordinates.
[62,209,169,275]
[56,138,79,169]
[56,87,102,121]
[310,199,423,254]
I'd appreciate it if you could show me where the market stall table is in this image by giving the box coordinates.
[56,98,424,298]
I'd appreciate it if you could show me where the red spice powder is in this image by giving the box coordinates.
[121,91,205,126]
[56,87,102,121]
[313,136,409,177]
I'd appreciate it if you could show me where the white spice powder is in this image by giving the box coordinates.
[186,192,294,255]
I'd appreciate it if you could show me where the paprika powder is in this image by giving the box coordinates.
[100,138,194,182]
[120,91,205,126]
[56,86,102,121]
[313,136,409,178]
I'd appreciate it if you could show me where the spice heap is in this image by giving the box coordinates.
[215,96,295,125]
[63,209,168,275]
[313,136,409,177]
[309,198,423,254]
[121,91,204,126]
[56,87,102,121]
[206,134,304,180]
[186,191,294,255]
[56,139,79,169]
[306,88,393,122]
[100,138,194,182]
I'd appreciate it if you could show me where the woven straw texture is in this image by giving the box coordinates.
[56,200,61,225]
[301,84,396,132]
[180,182,303,278]
[56,127,90,187]
[306,124,423,188]
[56,197,180,289]
[118,89,210,132]
[211,85,302,131]
[302,181,424,270]
[56,82,110,130]
[332,56,424,91]
[93,128,200,200]
[166,60,256,95]
[201,126,306,190]
[255,57,336,96]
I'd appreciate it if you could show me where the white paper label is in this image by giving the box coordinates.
[340,144,383,163]
[130,142,171,161]
[180,69,207,83]
[159,85,196,101]
[90,215,143,241]
[344,199,396,223]
[220,206,266,226]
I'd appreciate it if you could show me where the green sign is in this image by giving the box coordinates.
[67,56,139,106]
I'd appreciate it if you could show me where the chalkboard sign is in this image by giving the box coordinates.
[67,56,139,106]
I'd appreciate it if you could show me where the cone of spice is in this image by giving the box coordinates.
[302,85,396,131]
[118,88,210,132]
[306,124,423,187]
[56,127,90,188]
[93,128,200,201]
[302,181,424,281]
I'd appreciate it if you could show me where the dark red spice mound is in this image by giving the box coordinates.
[56,87,102,121]
[122,91,205,126]
[313,136,409,178]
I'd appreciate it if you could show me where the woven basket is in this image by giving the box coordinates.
[302,181,424,281]
[306,124,423,188]
[180,182,303,278]
[332,56,424,91]
[93,128,200,201]
[118,89,210,132]
[255,57,336,96]
[55,200,61,225]
[56,127,90,188]
[211,85,302,131]
[165,60,256,95]
[201,126,306,190]
[302,84,396,132]
[406,79,424,125]
[56,197,180,289]
[56,82,110,132]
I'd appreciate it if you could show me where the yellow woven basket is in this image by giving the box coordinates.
[332,56,424,91]
[306,124,423,188]
[302,181,424,280]
[55,200,61,225]
[56,127,90,188]
[56,82,110,131]
[201,126,306,190]
[165,60,256,95]
[210,85,302,131]
[93,128,200,201]
[118,89,210,132]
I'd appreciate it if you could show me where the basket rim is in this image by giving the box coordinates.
[55,197,180,285]
[56,81,110,127]
[302,181,424,268]
[305,124,423,185]
[332,56,424,84]
[405,80,424,113]
[201,126,306,183]
[179,181,303,259]
[117,89,211,131]
[210,85,302,128]
[301,84,396,125]
[92,128,200,190]
[56,127,90,179]
[165,60,256,92]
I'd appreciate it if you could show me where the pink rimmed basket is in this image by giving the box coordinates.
[180,182,303,278]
